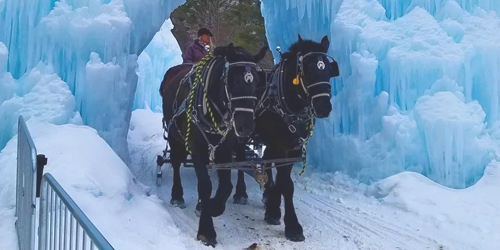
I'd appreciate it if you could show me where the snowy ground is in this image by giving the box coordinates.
[0,121,197,250]
[1,109,499,250]
[128,109,500,250]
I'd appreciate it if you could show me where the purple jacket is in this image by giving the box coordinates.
[182,39,209,64]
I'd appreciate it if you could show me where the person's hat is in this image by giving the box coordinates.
[198,28,213,37]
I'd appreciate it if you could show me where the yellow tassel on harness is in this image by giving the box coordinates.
[292,75,300,85]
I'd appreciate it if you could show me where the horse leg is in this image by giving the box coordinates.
[169,138,187,208]
[211,148,233,217]
[233,145,248,205]
[262,167,274,206]
[279,150,304,242]
[264,147,283,225]
[193,154,217,247]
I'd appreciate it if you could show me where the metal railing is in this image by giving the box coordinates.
[16,116,38,250]
[38,174,114,250]
[15,115,114,250]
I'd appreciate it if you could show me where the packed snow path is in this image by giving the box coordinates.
[128,109,496,250]
[148,168,441,250]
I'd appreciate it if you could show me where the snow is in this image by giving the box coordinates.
[1,109,499,249]
[127,109,500,249]
[369,161,500,247]
[0,208,17,250]
[0,121,194,250]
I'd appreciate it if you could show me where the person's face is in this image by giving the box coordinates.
[201,34,211,43]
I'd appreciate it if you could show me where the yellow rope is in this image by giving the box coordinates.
[185,55,213,154]
[299,119,315,176]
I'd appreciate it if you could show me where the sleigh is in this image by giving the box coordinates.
[156,135,304,189]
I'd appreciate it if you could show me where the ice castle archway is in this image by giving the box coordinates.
[2,0,500,188]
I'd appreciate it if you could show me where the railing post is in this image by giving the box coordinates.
[36,154,48,198]
[16,116,37,250]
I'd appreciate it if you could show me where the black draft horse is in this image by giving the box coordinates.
[160,44,268,247]
[233,35,339,241]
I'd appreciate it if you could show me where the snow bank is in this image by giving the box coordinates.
[130,108,500,249]
[0,121,191,250]
[0,208,17,250]
[127,108,166,185]
[369,161,500,248]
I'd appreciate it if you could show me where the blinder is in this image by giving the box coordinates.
[222,60,259,116]
[296,52,335,102]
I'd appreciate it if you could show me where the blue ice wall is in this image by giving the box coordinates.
[2,0,499,188]
[377,0,500,20]
[0,0,185,161]
[261,0,343,63]
[133,19,182,112]
[260,0,500,188]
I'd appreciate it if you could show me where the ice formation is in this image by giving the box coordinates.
[134,19,182,111]
[0,43,76,150]
[0,0,184,161]
[261,0,500,188]
[1,0,500,188]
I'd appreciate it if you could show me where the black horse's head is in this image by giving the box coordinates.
[214,44,268,137]
[284,35,339,118]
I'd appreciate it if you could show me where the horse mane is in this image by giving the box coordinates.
[213,45,254,61]
[281,39,325,61]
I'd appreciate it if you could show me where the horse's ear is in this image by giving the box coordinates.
[226,43,236,61]
[253,46,269,63]
[321,35,330,52]
[298,34,304,44]
[227,43,235,55]
[330,59,340,77]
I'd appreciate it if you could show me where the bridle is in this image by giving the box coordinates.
[255,50,335,147]
[222,61,259,119]
[218,60,259,139]
[296,52,333,105]
[194,57,259,161]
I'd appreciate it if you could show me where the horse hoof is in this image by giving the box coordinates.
[264,215,281,225]
[233,196,248,205]
[170,199,186,209]
[285,230,305,242]
[197,234,217,247]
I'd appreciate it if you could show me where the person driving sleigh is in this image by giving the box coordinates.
[182,28,213,64]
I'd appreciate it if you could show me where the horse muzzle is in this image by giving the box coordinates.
[233,110,255,137]
[312,95,332,118]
